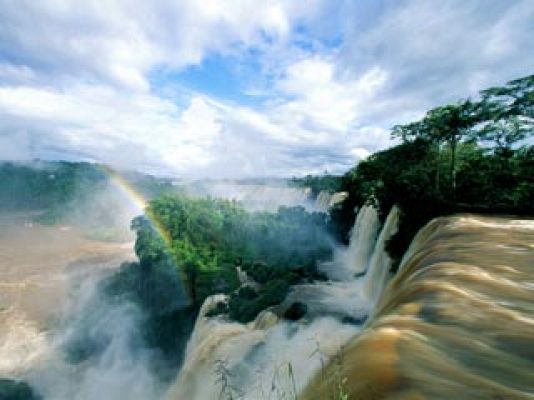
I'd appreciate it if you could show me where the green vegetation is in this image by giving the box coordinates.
[0,160,179,240]
[95,194,331,377]
[125,74,532,330]
[0,160,177,220]
[332,74,533,267]
[13,75,529,393]
[104,261,196,379]
[131,195,331,322]
[0,379,39,400]
[290,174,342,196]
[0,161,104,213]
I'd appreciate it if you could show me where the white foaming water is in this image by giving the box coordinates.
[0,214,161,400]
[315,191,348,212]
[315,191,332,212]
[362,206,400,305]
[166,297,358,400]
[167,205,400,400]
[24,272,165,400]
[328,205,380,281]
[0,308,49,377]
[1,202,400,400]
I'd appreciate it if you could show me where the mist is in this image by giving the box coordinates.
[0,161,339,399]
[24,268,165,400]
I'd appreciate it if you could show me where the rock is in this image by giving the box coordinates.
[283,302,308,321]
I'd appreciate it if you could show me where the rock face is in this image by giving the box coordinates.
[302,215,534,400]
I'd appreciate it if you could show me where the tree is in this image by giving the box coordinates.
[476,75,534,154]
[392,100,481,194]
[422,100,481,193]
[478,116,530,157]
[481,74,534,119]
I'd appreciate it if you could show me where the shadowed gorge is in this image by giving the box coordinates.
[302,215,534,400]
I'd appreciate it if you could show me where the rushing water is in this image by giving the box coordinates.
[5,206,527,400]
[362,206,399,306]
[302,214,534,400]
[328,205,380,281]
[166,205,399,400]
[315,191,348,213]
[0,213,159,399]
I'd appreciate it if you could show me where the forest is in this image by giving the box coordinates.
[332,74,533,267]
[1,75,531,393]
[124,74,532,357]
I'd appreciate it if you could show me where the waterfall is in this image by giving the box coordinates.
[315,191,332,211]
[302,215,534,400]
[166,203,395,399]
[314,191,348,212]
[361,206,400,304]
[166,297,358,400]
[331,205,380,281]
[166,206,387,399]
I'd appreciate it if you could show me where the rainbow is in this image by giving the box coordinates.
[99,165,174,249]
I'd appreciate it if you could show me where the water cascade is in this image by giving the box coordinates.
[331,205,380,281]
[166,297,358,399]
[315,190,332,211]
[166,204,399,399]
[314,191,348,212]
[362,205,400,305]
[302,215,534,400]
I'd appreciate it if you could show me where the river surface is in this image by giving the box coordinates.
[2,211,532,400]
[0,212,135,378]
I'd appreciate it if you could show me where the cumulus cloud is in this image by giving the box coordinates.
[0,0,309,90]
[0,0,532,177]
[339,0,534,121]
[0,84,222,172]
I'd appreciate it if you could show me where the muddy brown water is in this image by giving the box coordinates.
[302,215,534,400]
[0,212,135,377]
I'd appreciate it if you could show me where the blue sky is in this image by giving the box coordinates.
[0,0,532,177]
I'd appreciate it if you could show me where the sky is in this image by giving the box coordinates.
[0,0,532,177]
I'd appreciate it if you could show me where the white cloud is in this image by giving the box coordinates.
[0,0,315,91]
[0,0,532,177]
[274,58,388,135]
[0,84,222,173]
[339,0,534,112]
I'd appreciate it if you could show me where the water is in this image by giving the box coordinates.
[302,214,534,400]
[166,205,399,399]
[0,213,161,399]
[185,182,315,212]
[328,205,380,281]
[315,191,348,212]
[0,204,407,400]
[362,205,399,305]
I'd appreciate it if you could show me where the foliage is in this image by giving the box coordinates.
[101,260,195,379]
[0,160,178,227]
[290,174,342,196]
[0,161,104,213]
[227,280,290,323]
[132,195,332,322]
[333,74,533,267]
[0,379,39,400]
[283,301,308,321]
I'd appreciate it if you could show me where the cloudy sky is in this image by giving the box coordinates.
[0,0,532,177]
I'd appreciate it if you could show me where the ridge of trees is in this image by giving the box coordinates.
[332,74,533,266]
